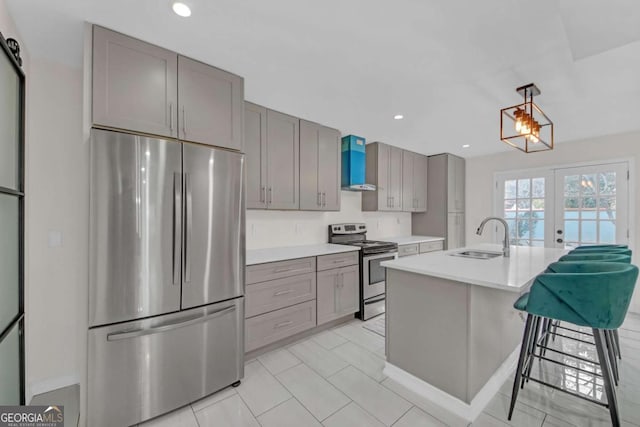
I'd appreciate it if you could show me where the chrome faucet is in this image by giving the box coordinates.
[476,217,510,257]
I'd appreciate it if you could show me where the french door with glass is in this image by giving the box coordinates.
[553,163,629,248]
[496,161,630,249]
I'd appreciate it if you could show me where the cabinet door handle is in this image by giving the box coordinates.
[261,186,266,203]
[274,320,293,329]
[322,192,326,207]
[317,192,321,206]
[182,107,187,138]
[274,289,294,296]
[169,102,174,135]
[268,187,272,205]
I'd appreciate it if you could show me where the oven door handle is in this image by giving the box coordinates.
[364,295,386,305]
[363,252,398,262]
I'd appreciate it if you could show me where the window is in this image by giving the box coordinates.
[503,177,546,247]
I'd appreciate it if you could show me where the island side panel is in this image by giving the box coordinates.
[386,268,470,402]
[467,285,525,399]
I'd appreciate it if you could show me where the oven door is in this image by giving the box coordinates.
[362,252,397,300]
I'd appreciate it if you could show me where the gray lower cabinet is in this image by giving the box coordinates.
[402,150,428,212]
[362,142,403,211]
[419,240,444,253]
[245,102,300,210]
[398,244,419,258]
[93,25,177,138]
[177,56,243,150]
[447,155,465,213]
[245,300,316,352]
[317,264,359,325]
[299,120,341,211]
[245,273,316,318]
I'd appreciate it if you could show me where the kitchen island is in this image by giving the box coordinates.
[381,244,567,421]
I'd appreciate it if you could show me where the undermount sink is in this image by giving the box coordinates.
[449,250,503,260]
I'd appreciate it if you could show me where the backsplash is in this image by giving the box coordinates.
[246,191,411,249]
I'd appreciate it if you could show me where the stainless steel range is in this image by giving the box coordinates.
[328,223,398,320]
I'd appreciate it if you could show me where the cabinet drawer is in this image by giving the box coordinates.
[398,244,419,257]
[245,300,316,352]
[419,240,444,253]
[246,257,316,284]
[317,251,359,271]
[246,273,316,318]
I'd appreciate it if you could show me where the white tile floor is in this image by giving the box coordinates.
[139,313,640,427]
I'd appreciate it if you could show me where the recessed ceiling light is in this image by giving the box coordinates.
[462,144,470,148]
[172,2,191,17]
[393,114,404,120]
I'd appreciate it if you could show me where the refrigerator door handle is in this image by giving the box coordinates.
[173,172,181,285]
[184,173,193,283]
[106,304,237,342]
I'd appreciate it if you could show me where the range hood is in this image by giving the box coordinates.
[341,135,376,191]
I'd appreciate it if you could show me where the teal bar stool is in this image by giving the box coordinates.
[573,244,628,251]
[545,252,632,362]
[508,262,638,427]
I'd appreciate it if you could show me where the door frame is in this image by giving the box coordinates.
[493,156,635,252]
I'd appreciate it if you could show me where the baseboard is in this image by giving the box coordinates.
[28,374,80,404]
[383,346,520,422]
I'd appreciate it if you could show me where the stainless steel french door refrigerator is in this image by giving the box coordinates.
[88,128,245,427]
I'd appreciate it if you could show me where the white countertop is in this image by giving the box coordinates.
[381,243,568,292]
[381,235,445,245]
[246,243,359,266]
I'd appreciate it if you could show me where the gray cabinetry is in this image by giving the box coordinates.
[244,102,300,210]
[362,142,403,211]
[398,244,419,258]
[412,154,465,250]
[317,264,359,325]
[93,26,177,138]
[177,56,243,150]
[93,26,243,151]
[300,120,341,211]
[448,155,465,212]
[244,102,267,209]
[266,109,300,210]
[402,151,428,212]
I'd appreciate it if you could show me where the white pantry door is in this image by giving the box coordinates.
[553,163,629,249]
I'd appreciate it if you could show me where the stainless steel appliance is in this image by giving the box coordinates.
[328,223,397,320]
[88,128,245,427]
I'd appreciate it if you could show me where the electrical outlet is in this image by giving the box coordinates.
[48,230,63,247]
[396,217,401,224]
[250,224,256,237]
[377,220,382,230]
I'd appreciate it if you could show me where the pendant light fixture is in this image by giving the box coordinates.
[500,83,553,153]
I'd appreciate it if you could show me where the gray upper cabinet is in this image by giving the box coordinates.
[93,26,244,151]
[447,155,465,213]
[93,26,178,138]
[412,153,465,250]
[177,56,243,150]
[266,110,300,210]
[362,142,403,211]
[402,150,428,212]
[245,103,300,210]
[300,120,341,211]
[245,102,267,209]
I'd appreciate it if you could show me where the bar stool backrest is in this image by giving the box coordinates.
[560,253,631,263]
[573,244,628,251]
[527,262,638,329]
[569,247,632,256]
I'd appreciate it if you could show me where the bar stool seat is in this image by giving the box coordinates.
[508,261,638,427]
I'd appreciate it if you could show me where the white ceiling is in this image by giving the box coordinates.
[6,0,640,157]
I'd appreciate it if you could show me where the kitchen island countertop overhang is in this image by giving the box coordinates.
[381,243,569,292]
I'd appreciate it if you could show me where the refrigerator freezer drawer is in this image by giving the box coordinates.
[88,298,244,427]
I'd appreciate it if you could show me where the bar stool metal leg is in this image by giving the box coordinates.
[604,330,619,385]
[613,329,622,360]
[594,329,620,427]
[525,316,542,384]
[509,314,534,420]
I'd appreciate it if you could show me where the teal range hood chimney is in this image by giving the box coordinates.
[341,135,376,191]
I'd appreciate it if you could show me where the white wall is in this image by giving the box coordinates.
[466,130,640,312]
[247,191,411,249]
